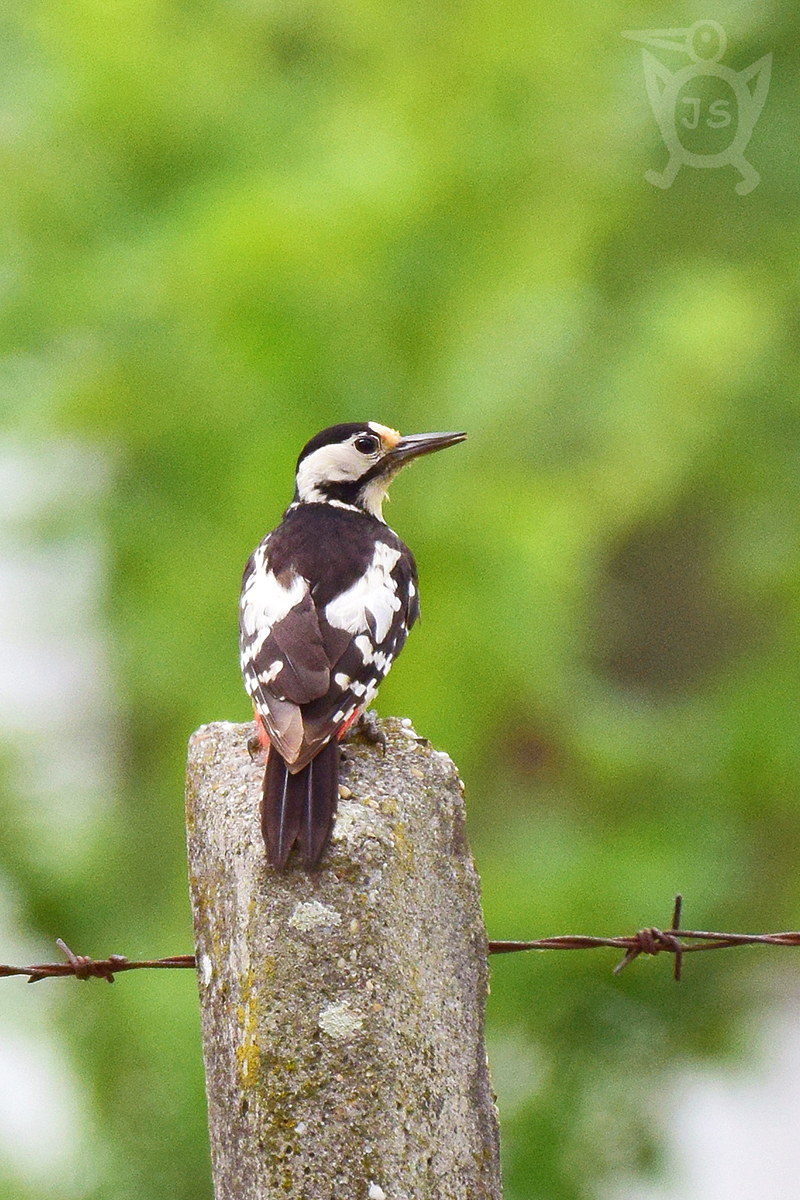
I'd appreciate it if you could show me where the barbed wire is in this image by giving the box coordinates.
[488,896,800,981]
[3,897,800,984]
[0,939,195,984]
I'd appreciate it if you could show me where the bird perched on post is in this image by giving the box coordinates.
[239,421,466,869]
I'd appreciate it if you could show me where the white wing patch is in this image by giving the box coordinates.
[324,542,402,642]
[354,634,374,663]
[240,548,308,650]
[257,660,284,685]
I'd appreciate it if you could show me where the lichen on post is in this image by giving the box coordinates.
[186,717,501,1199]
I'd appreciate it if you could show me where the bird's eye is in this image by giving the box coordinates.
[355,435,380,455]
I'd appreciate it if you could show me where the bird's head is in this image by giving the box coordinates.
[293,422,466,519]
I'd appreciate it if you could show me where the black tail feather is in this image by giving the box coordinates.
[261,741,340,868]
[262,749,303,868]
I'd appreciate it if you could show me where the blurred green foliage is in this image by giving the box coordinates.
[2,1,800,1197]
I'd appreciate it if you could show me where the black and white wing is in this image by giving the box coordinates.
[240,536,343,766]
[239,523,418,772]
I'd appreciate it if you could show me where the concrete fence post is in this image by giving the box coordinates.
[185,717,501,1199]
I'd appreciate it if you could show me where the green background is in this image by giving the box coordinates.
[2,2,799,1197]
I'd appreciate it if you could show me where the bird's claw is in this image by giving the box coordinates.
[352,709,387,753]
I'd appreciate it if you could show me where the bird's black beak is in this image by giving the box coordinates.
[386,430,467,467]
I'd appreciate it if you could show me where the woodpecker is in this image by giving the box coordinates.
[239,421,466,869]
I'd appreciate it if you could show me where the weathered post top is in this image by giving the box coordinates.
[186,717,501,1200]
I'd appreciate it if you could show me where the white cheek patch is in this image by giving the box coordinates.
[295,441,370,502]
[325,542,402,642]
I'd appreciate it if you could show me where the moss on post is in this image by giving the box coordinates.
[186,717,501,1199]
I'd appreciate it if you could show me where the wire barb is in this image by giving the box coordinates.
[487,894,800,981]
[0,941,196,985]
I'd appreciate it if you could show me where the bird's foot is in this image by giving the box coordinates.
[351,708,387,752]
[247,732,264,760]
[339,710,387,773]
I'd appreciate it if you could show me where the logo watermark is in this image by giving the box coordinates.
[622,20,771,194]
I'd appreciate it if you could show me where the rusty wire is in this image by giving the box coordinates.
[0,940,195,984]
[3,897,800,984]
[488,895,800,981]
